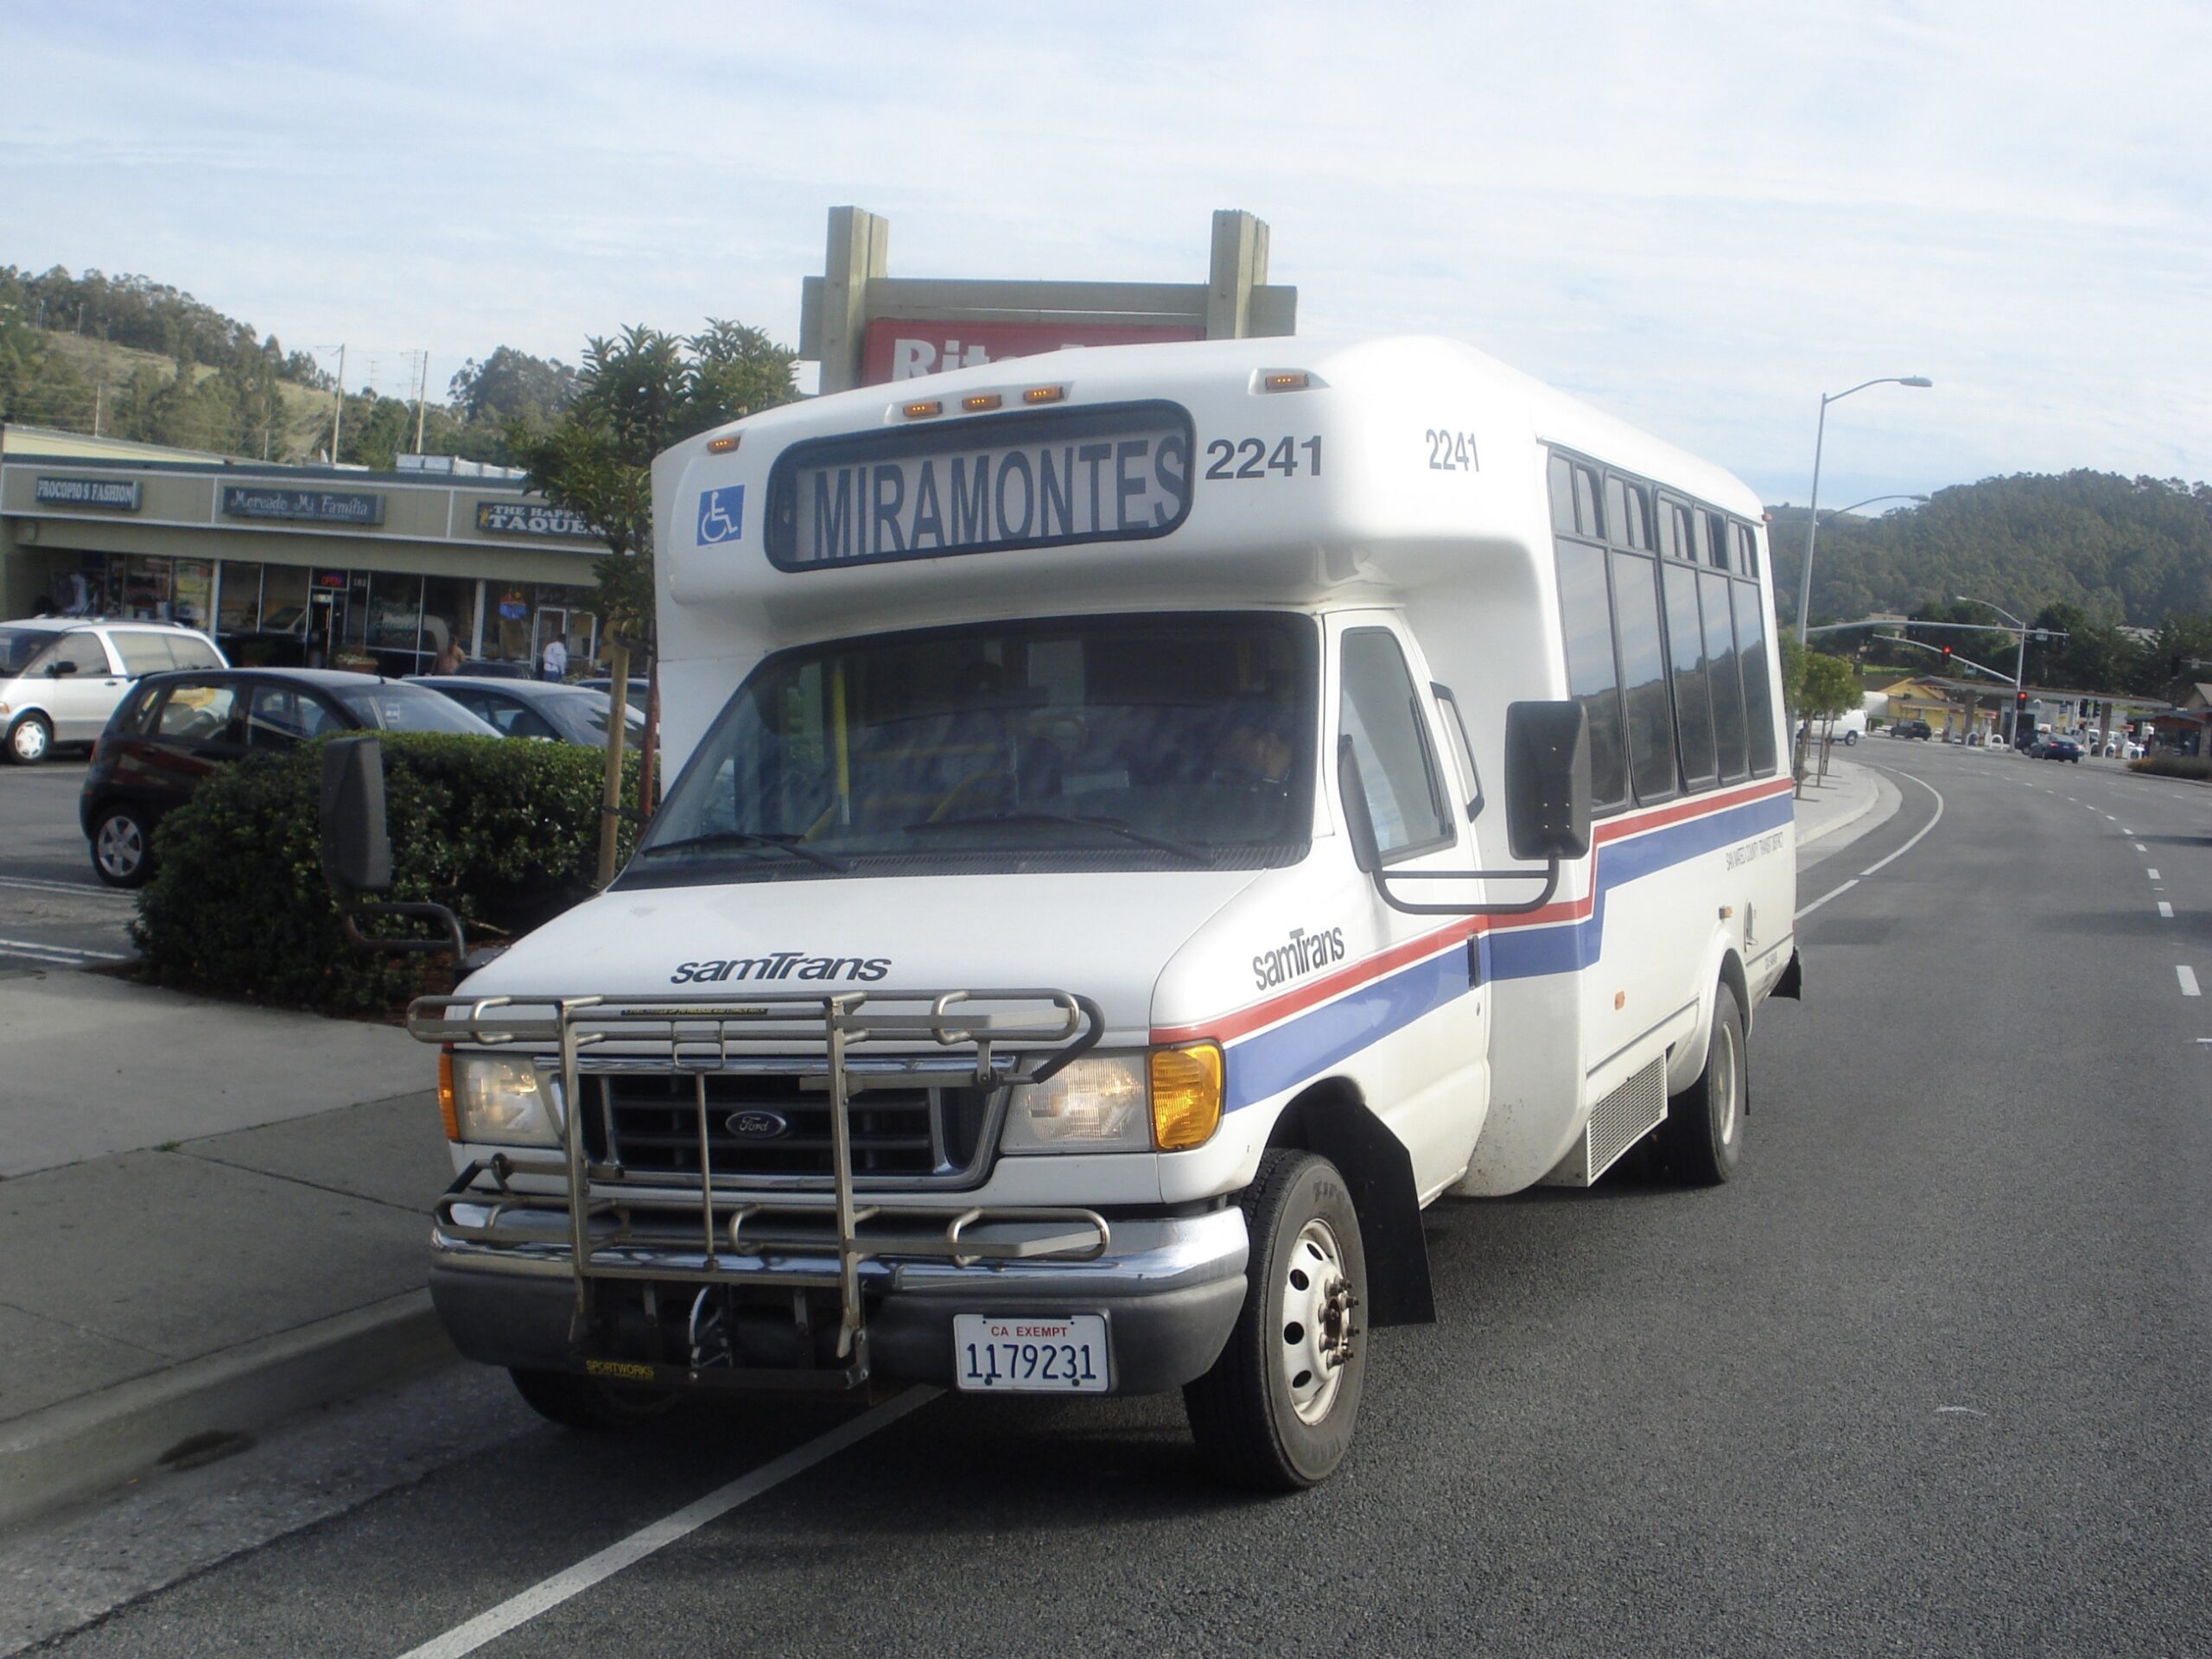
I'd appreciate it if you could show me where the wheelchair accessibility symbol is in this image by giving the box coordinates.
[696,485,745,546]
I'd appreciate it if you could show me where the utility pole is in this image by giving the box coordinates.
[412,350,428,454]
[330,344,346,462]
[92,383,103,437]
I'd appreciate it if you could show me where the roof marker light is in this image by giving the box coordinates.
[1023,385,1066,405]
[706,435,741,454]
[902,399,944,420]
[1258,371,1313,393]
[962,393,1002,412]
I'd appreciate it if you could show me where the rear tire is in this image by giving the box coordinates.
[5,713,52,765]
[1185,1150,1368,1491]
[1658,982,1746,1185]
[92,808,153,888]
[510,1366,677,1430]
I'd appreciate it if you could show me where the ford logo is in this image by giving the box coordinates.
[726,1109,791,1140]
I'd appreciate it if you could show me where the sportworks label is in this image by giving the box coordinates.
[670,951,891,985]
[1253,925,1346,991]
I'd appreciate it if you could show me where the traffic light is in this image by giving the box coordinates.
[1942,645,1954,663]
[2015,690,2028,705]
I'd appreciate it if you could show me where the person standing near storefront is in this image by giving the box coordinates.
[540,634,568,683]
[434,636,466,675]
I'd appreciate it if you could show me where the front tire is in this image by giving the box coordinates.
[1658,982,1747,1185]
[1185,1150,1368,1491]
[6,713,52,765]
[92,808,154,887]
[510,1366,677,1430]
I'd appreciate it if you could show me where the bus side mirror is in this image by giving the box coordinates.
[320,735,392,895]
[1503,701,1592,861]
[1336,734,1383,874]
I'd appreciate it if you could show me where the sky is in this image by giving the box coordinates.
[3,0,2206,510]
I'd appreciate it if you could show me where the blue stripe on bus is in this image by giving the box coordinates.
[1223,788,1794,1110]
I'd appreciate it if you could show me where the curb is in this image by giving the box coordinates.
[0,1289,454,1535]
[1795,762,1885,850]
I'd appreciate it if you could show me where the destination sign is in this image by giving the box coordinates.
[221,486,386,526]
[474,500,598,539]
[766,404,1192,570]
[34,476,141,511]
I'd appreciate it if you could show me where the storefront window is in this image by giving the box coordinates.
[217,563,264,632]
[261,565,310,636]
[421,575,478,671]
[172,560,213,635]
[122,556,170,620]
[486,584,535,667]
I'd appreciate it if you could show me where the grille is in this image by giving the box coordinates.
[1586,1056,1668,1175]
[590,1071,988,1182]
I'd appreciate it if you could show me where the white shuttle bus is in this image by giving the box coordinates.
[404,336,1799,1489]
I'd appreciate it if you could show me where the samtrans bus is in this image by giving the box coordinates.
[404,335,1799,1489]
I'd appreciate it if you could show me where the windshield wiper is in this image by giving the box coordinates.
[904,811,1213,866]
[638,830,851,873]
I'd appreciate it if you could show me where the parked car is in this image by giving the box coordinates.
[577,675,652,714]
[0,617,227,764]
[409,677,643,747]
[2041,736,2082,763]
[449,658,538,681]
[1889,719,1933,741]
[1828,709,1866,746]
[80,669,499,887]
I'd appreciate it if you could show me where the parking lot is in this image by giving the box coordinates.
[0,757,137,969]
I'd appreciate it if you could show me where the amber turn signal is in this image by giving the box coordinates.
[1150,1043,1224,1150]
[436,1048,460,1141]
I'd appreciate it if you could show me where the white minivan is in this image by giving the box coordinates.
[0,617,228,763]
[378,336,1800,1488]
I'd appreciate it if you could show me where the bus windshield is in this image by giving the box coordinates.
[628,612,1316,883]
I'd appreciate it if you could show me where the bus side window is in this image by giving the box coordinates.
[1700,569,1751,782]
[1608,549,1678,804]
[1555,538,1630,812]
[1430,682,1483,821]
[1662,560,1719,790]
[1734,571,1779,773]
[1338,629,1454,861]
[1548,455,1576,532]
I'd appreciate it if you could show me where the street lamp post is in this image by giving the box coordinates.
[1833,493,1931,517]
[1794,377,1935,643]
[1957,594,2030,746]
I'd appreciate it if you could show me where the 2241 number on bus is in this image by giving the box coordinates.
[953,1314,1109,1392]
[1203,435,1322,480]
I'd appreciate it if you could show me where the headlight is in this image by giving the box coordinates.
[997,1043,1224,1154]
[999,1056,1150,1153]
[440,1051,562,1147]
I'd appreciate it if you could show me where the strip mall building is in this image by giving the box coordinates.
[0,424,612,677]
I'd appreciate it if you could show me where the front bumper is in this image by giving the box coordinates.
[429,1200,1249,1396]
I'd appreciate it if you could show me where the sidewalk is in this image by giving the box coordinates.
[0,971,454,1530]
[1793,750,1889,861]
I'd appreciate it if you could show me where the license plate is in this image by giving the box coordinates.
[953,1314,1109,1393]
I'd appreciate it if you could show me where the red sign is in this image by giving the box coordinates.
[860,319,1203,386]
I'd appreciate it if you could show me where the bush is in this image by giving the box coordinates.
[135,734,638,1015]
[2128,754,2212,781]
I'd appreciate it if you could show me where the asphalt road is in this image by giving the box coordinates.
[0,758,137,970]
[11,742,2209,1657]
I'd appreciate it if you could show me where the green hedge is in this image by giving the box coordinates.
[2127,754,2212,781]
[135,734,638,1015]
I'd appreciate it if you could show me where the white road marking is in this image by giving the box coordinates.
[2179,966,2200,998]
[0,874,130,899]
[2148,868,2161,880]
[397,1387,939,1659]
[1859,769,1946,877]
[0,935,128,963]
[2159,902,2174,918]
[1797,878,1859,918]
[2135,842,2147,852]
[2121,828,2133,836]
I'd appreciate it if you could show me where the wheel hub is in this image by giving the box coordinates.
[1281,1217,1360,1425]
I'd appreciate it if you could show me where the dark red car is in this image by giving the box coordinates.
[79,668,497,887]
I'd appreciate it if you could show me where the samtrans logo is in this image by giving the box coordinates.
[1252,925,1346,991]
[671,951,891,985]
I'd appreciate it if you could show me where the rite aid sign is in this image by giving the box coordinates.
[861,320,1202,385]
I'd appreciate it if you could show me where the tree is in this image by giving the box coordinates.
[449,346,579,429]
[1800,652,1859,721]
[516,321,799,880]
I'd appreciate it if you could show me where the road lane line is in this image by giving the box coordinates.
[0,935,128,962]
[396,1387,939,1659]
[2148,869,2161,880]
[2121,828,2133,836]
[1859,769,1945,877]
[0,944,92,968]
[2159,902,2174,918]
[2178,966,2200,998]
[2135,842,2147,852]
[0,874,130,899]
[1796,879,1859,918]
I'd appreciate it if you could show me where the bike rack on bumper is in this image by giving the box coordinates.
[407,988,1112,1392]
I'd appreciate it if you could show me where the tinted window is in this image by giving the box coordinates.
[1618,482,1651,550]
[0,629,49,676]
[111,632,178,676]
[1735,580,1778,774]
[1663,561,1718,788]
[168,635,223,670]
[1338,629,1453,858]
[1573,467,1600,538]
[333,683,499,735]
[1604,478,1630,546]
[1557,539,1628,811]
[154,683,244,745]
[1610,550,1676,802]
[248,683,345,749]
[1701,571,1750,782]
[1548,455,1575,532]
[50,633,111,676]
